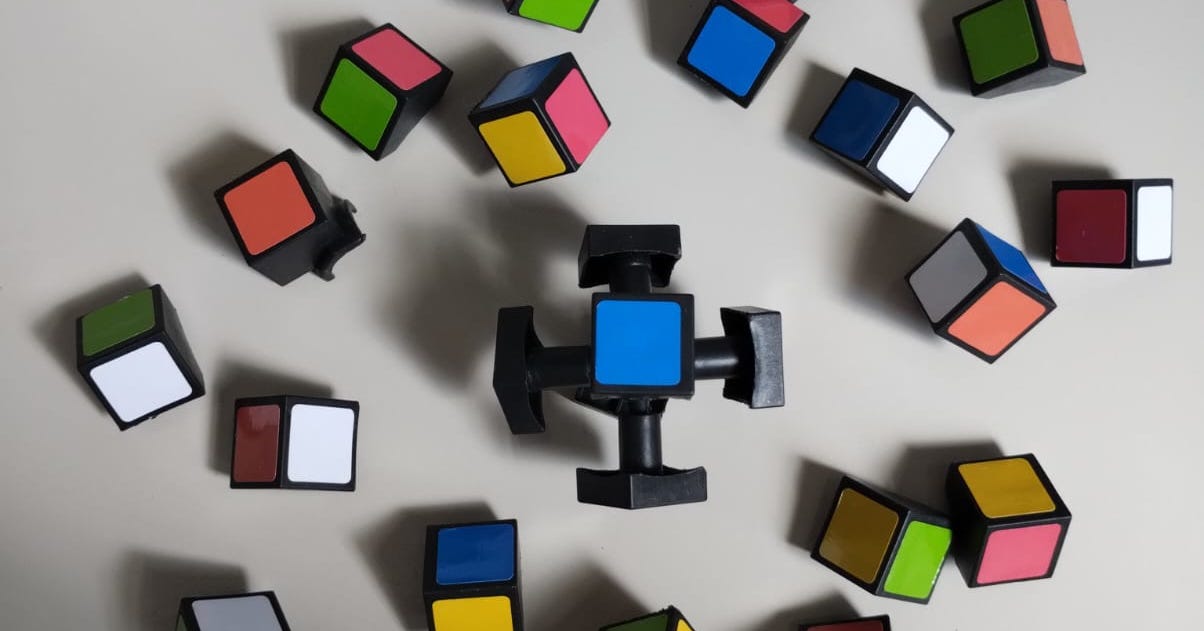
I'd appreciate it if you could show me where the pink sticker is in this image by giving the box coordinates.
[977,524,1063,584]
[545,69,609,165]
[351,28,441,91]
[731,0,806,33]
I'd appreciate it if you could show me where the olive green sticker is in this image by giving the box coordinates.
[959,0,1040,84]
[319,59,398,151]
[81,288,155,356]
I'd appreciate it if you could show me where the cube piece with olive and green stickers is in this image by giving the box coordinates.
[811,475,953,604]
[75,284,204,430]
[953,0,1086,98]
[600,606,697,631]
[314,23,452,159]
[177,592,291,631]
[504,0,600,32]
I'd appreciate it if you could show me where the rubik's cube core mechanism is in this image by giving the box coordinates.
[493,225,785,510]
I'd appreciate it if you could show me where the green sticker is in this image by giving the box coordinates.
[959,0,1040,84]
[81,288,155,356]
[883,520,952,599]
[519,0,595,31]
[606,613,669,631]
[319,59,398,151]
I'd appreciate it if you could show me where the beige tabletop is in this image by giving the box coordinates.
[1,0,1201,629]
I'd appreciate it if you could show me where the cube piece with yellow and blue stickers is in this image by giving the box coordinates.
[591,293,695,398]
[424,520,523,631]
[600,606,697,631]
[678,0,809,107]
[469,53,611,187]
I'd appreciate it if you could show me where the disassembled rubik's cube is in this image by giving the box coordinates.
[493,225,785,509]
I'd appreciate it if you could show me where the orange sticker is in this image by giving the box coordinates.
[222,162,316,255]
[1035,0,1084,66]
[948,283,1046,357]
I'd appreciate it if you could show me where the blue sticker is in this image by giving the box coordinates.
[595,300,683,387]
[478,56,563,109]
[813,78,901,161]
[436,523,516,586]
[686,6,776,98]
[975,223,1048,294]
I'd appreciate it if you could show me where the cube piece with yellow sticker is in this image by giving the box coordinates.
[424,519,523,631]
[946,453,1071,587]
[600,606,696,631]
[469,53,610,187]
[811,476,952,604]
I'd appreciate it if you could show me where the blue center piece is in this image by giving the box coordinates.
[686,6,775,98]
[813,78,901,161]
[478,56,562,109]
[595,299,683,387]
[435,523,516,585]
[974,223,1048,294]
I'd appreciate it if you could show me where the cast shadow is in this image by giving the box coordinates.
[117,550,247,631]
[844,202,948,341]
[208,359,333,475]
[277,18,376,115]
[446,0,500,11]
[748,591,858,631]
[167,132,275,256]
[528,563,644,630]
[786,62,883,196]
[787,457,845,553]
[357,502,496,630]
[890,440,1003,511]
[430,42,519,175]
[1006,159,1114,260]
[640,0,725,100]
[920,0,971,91]
[33,273,151,412]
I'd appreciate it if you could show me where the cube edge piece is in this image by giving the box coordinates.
[505,0,602,33]
[423,518,523,631]
[177,591,292,631]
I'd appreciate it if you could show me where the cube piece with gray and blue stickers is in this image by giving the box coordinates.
[177,592,291,631]
[75,284,205,430]
[810,68,953,201]
[906,219,1055,363]
[423,520,523,631]
[678,0,809,107]
[591,293,695,398]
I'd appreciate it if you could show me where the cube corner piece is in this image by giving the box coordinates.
[75,283,205,430]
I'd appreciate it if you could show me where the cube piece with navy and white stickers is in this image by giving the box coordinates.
[177,591,291,631]
[678,0,809,107]
[75,284,204,430]
[469,53,610,187]
[1052,178,1173,268]
[906,219,1055,363]
[810,68,953,201]
[229,395,359,491]
[424,519,523,631]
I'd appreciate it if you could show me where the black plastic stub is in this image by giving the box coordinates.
[314,199,365,281]
[718,306,785,408]
[578,225,682,289]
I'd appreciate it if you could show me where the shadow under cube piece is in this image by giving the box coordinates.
[906,219,1054,363]
[424,520,523,631]
[678,0,809,107]
[946,454,1071,587]
[810,68,952,200]
[178,592,291,631]
[230,395,359,491]
[469,53,610,187]
[601,606,696,631]
[215,150,364,286]
[954,0,1085,98]
[314,23,452,159]
[76,284,204,429]
[493,225,785,510]
[1052,178,1173,268]
[504,0,601,32]
[812,476,952,604]
[800,615,891,631]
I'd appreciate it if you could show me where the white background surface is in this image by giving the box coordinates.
[0,1,1201,629]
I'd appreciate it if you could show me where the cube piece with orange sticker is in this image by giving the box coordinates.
[424,520,523,631]
[946,454,1071,587]
[954,0,1086,98]
[600,606,697,631]
[906,219,1055,363]
[215,150,364,286]
[469,53,610,187]
[811,476,952,605]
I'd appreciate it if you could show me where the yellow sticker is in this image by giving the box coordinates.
[479,111,566,185]
[818,488,900,583]
[432,596,513,631]
[959,457,1055,518]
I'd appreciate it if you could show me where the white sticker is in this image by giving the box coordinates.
[89,342,192,423]
[287,404,356,484]
[877,107,951,194]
